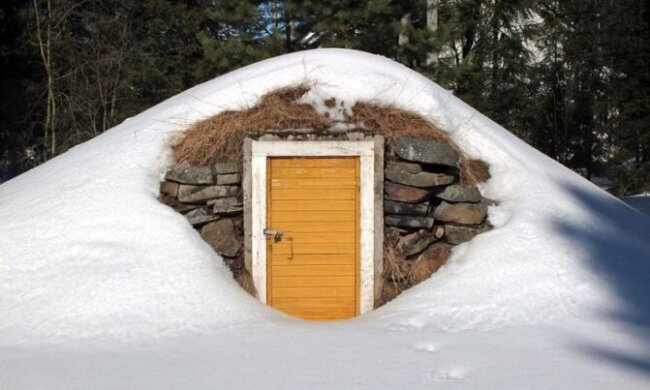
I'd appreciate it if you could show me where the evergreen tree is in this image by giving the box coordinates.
[433,0,536,138]
[0,0,648,193]
[604,0,650,194]
[0,0,39,180]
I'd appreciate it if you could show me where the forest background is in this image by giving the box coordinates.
[0,0,648,195]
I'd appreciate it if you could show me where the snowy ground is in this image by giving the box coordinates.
[2,319,649,389]
[1,49,649,389]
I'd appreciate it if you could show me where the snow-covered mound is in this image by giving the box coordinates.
[622,194,650,217]
[1,51,649,387]
[1,48,648,339]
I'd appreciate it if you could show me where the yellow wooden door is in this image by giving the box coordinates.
[266,157,360,320]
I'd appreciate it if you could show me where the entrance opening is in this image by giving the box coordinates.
[248,139,382,319]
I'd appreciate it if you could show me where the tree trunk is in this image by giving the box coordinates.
[398,13,411,47]
[33,0,56,157]
[284,11,292,52]
[490,2,499,100]
[426,0,439,65]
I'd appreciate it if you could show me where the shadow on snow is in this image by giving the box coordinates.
[553,181,650,375]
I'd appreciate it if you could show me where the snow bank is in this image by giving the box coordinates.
[1,49,649,344]
[621,195,650,217]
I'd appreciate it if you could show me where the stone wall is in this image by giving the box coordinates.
[159,162,249,287]
[380,137,492,303]
[159,134,493,308]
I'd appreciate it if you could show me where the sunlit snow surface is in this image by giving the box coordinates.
[1,49,649,389]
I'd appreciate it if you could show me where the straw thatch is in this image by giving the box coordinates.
[173,84,488,185]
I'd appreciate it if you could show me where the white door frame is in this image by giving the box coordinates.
[249,140,377,315]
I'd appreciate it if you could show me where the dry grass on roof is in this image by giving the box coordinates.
[173,84,488,185]
[350,102,452,146]
[174,85,328,166]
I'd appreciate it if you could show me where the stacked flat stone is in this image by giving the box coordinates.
[159,162,245,273]
[157,135,494,307]
[383,137,492,291]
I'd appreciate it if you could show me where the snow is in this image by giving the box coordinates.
[621,195,650,217]
[1,49,649,388]
[2,322,648,389]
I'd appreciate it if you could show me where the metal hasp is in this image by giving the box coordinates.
[263,228,284,242]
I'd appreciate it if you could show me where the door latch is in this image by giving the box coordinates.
[263,228,284,242]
